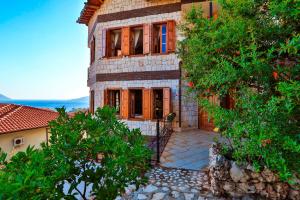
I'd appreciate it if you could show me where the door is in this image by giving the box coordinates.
[198,95,219,131]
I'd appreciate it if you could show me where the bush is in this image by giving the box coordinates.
[0,107,151,199]
[178,0,299,183]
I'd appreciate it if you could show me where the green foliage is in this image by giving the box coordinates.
[0,107,151,199]
[179,0,300,183]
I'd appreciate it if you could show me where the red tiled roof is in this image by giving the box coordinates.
[0,104,59,135]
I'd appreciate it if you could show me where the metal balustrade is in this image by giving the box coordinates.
[146,113,176,165]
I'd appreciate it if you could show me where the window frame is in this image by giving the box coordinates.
[128,88,144,120]
[151,88,164,120]
[105,88,122,115]
[129,24,144,56]
[151,22,168,55]
[90,90,95,115]
[106,27,123,58]
[90,36,96,65]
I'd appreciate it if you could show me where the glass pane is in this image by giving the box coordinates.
[162,25,167,34]
[162,35,166,44]
[162,44,166,53]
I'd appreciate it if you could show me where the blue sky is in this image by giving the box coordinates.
[0,0,89,100]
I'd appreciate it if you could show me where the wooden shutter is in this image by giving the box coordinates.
[90,37,95,65]
[101,29,106,58]
[90,90,95,114]
[106,30,111,57]
[143,24,150,54]
[120,89,129,119]
[121,27,130,56]
[103,89,109,106]
[163,88,172,117]
[167,20,176,53]
[143,89,152,120]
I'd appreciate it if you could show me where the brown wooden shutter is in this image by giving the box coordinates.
[90,37,95,65]
[103,89,109,106]
[120,89,129,119]
[143,89,152,120]
[106,30,111,57]
[143,24,150,54]
[101,29,106,58]
[121,27,130,56]
[163,88,172,117]
[167,20,176,53]
[90,90,95,114]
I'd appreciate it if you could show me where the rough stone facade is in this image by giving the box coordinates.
[88,0,181,32]
[86,0,199,135]
[208,144,300,200]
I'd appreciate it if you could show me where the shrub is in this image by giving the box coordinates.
[178,0,299,183]
[0,107,151,199]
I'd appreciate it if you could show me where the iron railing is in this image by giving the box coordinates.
[147,113,176,165]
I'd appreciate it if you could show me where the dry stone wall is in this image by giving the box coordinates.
[208,144,300,199]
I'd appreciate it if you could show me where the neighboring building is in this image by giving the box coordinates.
[0,104,58,158]
[77,0,222,135]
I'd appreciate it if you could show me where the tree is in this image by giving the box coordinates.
[178,0,299,183]
[0,107,151,199]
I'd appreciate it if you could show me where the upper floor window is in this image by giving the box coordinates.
[90,36,95,64]
[130,26,144,55]
[107,29,122,57]
[100,20,175,59]
[153,23,167,54]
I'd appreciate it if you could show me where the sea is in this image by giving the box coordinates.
[0,99,89,112]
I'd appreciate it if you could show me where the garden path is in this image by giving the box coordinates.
[160,130,217,170]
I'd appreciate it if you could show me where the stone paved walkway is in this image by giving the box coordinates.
[123,167,227,200]
[160,130,217,170]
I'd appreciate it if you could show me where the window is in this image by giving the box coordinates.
[129,89,143,118]
[153,89,164,119]
[105,90,121,114]
[90,37,95,64]
[130,26,144,55]
[153,23,167,54]
[107,29,122,57]
[90,90,95,114]
[103,21,174,57]
[152,21,176,54]
[120,88,172,120]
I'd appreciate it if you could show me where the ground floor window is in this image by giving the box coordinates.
[90,90,95,114]
[153,89,163,119]
[129,89,143,118]
[107,90,120,114]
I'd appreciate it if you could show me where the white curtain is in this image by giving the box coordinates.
[134,30,141,48]
[114,32,120,46]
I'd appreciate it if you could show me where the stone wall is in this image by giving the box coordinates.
[88,0,181,32]
[88,5,182,73]
[91,80,179,136]
[208,144,300,199]
[91,79,199,135]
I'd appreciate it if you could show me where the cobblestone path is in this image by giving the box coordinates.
[122,167,227,200]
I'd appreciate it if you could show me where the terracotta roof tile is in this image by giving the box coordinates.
[0,104,59,135]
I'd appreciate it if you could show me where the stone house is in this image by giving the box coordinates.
[77,0,221,135]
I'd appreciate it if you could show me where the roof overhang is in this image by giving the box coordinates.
[77,0,103,25]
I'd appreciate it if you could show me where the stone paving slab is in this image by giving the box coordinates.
[160,130,217,170]
[122,167,228,200]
